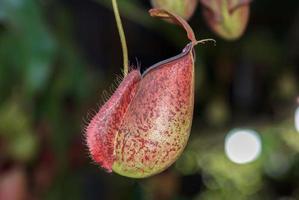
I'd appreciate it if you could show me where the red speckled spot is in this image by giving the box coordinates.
[86,70,141,171]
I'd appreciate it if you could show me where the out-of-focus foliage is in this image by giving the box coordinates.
[0,98,37,162]
[0,0,56,95]
[0,0,298,199]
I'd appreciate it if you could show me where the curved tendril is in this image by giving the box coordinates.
[195,39,217,46]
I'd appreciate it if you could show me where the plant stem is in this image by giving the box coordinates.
[111,0,129,76]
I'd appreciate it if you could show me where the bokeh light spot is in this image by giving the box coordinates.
[225,129,262,164]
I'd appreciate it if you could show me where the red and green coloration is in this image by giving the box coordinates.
[200,0,252,40]
[86,9,211,178]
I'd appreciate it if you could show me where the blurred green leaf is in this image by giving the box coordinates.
[0,97,38,162]
[0,0,56,95]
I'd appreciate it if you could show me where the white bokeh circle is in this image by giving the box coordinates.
[225,129,262,164]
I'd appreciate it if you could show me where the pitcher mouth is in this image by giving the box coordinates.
[142,42,194,78]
